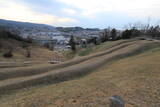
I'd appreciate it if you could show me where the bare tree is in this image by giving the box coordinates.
[26,47,31,58]
[111,28,117,40]
[101,29,110,42]
[3,42,14,58]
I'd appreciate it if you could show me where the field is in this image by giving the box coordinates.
[0,38,160,107]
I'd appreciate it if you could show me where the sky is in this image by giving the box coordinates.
[0,0,160,28]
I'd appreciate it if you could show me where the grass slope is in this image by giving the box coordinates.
[0,40,148,95]
[0,40,160,107]
[64,39,137,59]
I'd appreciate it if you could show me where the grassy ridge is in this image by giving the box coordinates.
[0,40,136,81]
[0,40,141,95]
[64,39,138,59]
[0,40,159,107]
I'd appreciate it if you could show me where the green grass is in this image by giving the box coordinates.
[78,48,93,56]
[62,50,77,60]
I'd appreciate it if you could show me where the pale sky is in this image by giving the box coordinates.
[0,0,160,28]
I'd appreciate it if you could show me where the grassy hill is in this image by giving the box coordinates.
[0,29,63,67]
[0,39,159,107]
[0,38,56,67]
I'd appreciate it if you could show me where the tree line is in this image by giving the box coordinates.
[69,23,160,51]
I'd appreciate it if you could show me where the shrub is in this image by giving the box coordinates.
[3,50,13,58]
[69,35,76,51]
[122,28,140,39]
[26,47,31,58]
[122,30,132,39]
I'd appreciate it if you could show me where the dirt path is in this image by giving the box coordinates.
[0,39,153,95]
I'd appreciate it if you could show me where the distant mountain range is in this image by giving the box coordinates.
[56,27,100,33]
[0,19,101,39]
[0,19,58,33]
[0,19,100,33]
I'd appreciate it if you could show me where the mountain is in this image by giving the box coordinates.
[0,19,101,40]
[0,19,57,32]
[56,27,100,33]
[0,19,61,39]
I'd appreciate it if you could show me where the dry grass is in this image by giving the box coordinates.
[0,40,159,107]
[0,40,140,94]
[0,46,55,61]
[0,46,63,68]
[0,38,140,68]
[63,39,138,59]
[0,39,138,81]
[0,38,62,68]
[0,40,147,95]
